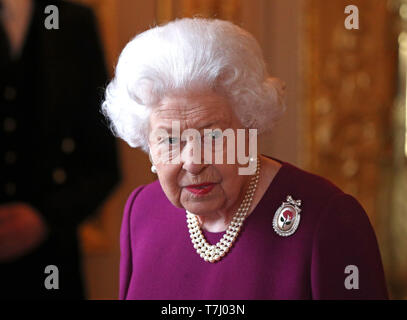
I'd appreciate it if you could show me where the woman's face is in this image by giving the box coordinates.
[148,89,251,218]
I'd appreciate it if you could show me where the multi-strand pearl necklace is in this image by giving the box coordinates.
[186,157,261,263]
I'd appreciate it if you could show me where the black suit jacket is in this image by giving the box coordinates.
[0,0,121,299]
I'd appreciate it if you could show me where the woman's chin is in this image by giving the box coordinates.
[182,199,224,216]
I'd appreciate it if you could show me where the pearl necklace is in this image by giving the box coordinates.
[186,157,261,263]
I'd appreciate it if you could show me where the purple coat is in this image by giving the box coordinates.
[119,157,388,299]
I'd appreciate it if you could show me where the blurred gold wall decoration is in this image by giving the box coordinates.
[304,0,404,297]
[304,0,398,226]
[389,0,407,299]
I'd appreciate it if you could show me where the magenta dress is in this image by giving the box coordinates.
[119,156,388,299]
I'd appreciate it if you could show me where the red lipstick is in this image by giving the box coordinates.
[185,183,215,195]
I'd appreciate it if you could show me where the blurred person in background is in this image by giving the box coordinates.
[0,0,120,299]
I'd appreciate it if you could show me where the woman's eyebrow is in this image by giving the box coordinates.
[196,121,222,130]
[156,120,222,131]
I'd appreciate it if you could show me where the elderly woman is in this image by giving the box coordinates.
[102,18,388,300]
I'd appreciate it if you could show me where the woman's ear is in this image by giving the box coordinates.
[148,149,157,174]
[148,149,153,163]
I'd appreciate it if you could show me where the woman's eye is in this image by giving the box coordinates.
[210,130,222,140]
[167,137,179,144]
[160,137,179,145]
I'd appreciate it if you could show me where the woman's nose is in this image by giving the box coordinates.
[181,142,207,175]
[182,160,207,175]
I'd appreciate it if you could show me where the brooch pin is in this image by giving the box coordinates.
[273,195,302,237]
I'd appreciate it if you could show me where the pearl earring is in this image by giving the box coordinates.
[149,152,157,173]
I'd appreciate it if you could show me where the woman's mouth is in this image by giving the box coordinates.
[185,183,216,195]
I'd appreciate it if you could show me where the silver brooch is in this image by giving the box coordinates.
[273,195,302,237]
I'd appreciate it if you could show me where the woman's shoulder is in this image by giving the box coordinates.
[126,179,161,198]
[124,179,166,210]
[275,159,343,197]
[121,179,174,233]
[269,158,371,234]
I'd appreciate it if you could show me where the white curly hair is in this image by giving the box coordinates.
[102,17,286,152]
